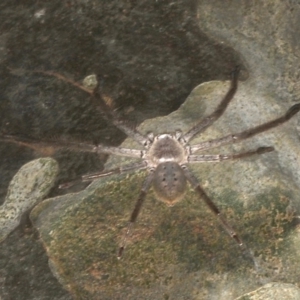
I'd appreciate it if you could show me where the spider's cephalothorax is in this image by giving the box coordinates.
[2,67,300,258]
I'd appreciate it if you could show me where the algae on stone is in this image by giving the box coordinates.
[30,80,300,299]
[235,282,300,300]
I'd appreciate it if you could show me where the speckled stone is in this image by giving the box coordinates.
[30,80,300,299]
[0,158,58,242]
[235,282,300,300]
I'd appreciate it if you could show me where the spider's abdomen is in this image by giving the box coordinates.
[153,162,187,207]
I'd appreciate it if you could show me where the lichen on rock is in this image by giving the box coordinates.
[0,157,59,242]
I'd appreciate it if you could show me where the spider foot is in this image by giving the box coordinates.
[286,103,300,119]
[118,246,124,259]
[256,146,274,154]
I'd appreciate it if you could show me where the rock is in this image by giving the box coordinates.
[197,1,300,106]
[235,282,300,300]
[0,158,58,242]
[30,79,300,299]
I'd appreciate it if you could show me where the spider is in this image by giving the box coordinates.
[2,67,300,258]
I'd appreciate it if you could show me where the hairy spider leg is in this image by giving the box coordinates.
[183,66,240,143]
[16,69,150,147]
[118,170,154,259]
[188,146,274,162]
[59,161,147,189]
[191,103,300,153]
[181,165,244,247]
[0,134,142,157]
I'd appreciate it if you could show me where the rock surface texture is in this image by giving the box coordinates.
[0,158,58,242]
[31,79,300,299]
[1,1,300,299]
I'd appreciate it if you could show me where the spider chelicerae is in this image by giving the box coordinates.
[2,67,300,258]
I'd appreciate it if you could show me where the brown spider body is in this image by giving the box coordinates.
[153,161,187,206]
[153,161,186,206]
[2,67,300,258]
[145,133,188,166]
[145,133,189,206]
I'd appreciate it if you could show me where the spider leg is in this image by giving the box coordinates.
[0,134,143,158]
[118,170,154,259]
[59,161,147,189]
[181,165,244,248]
[188,146,274,162]
[92,86,149,147]
[191,103,300,153]
[12,69,149,147]
[183,66,240,143]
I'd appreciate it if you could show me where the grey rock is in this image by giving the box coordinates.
[235,282,300,300]
[2,1,300,299]
[30,79,300,299]
[0,158,59,242]
[197,1,300,106]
